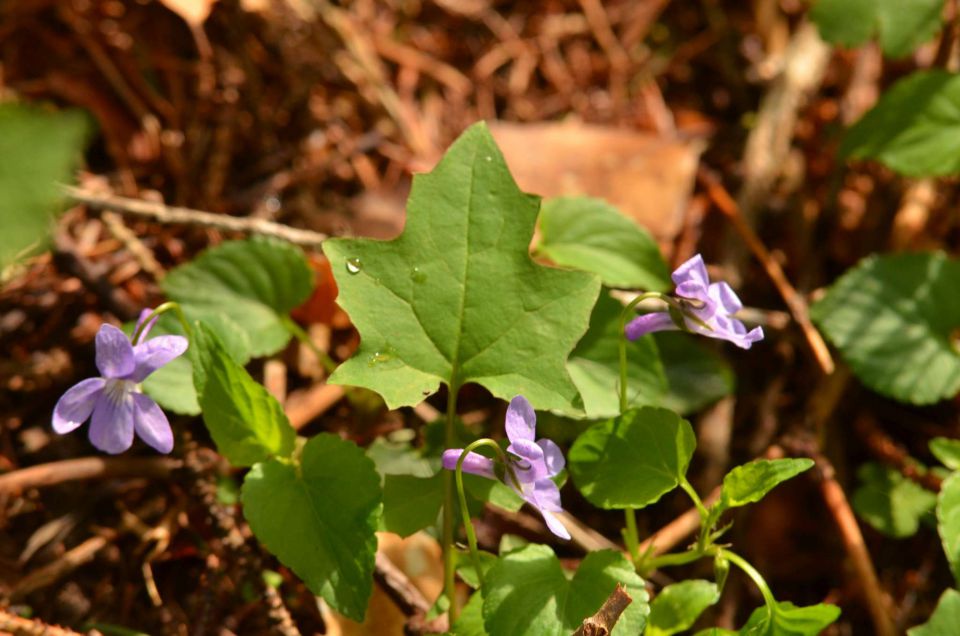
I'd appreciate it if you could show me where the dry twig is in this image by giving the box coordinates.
[0,609,86,636]
[63,186,327,248]
[572,584,633,636]
[0,456,181,495]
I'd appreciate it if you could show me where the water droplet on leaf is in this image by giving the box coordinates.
[346,257,363,274]
[411,267,427,283]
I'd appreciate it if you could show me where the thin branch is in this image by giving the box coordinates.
[812,453,897,636]
[0,456,181,494]
[63,185,327,248]
[0,609,86,636]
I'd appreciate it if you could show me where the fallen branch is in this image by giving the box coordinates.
[0,609,86,636]
[11,534,113,600]
[572,584,633,636]
[63,185,327,248]
[0,456,181,495]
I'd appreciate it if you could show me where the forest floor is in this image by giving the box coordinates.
[1,1,957,634]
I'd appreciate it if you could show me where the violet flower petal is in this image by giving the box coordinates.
[134,308,159,342]
[537,438,566,477]
[672,254,709,287]
[442,449,495,480]
[132,393,174,453]
[625,312,677,340]
[52,377,105,433]
[504,395,536,443]
[525,479,569,540]
[508,438,544,463]
[95,324,135,379]
[89,391,135,454]
[708,281,742,314]
[130,335,189,382]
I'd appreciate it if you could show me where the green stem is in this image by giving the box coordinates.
[721,549,777,610]
[281,315,337,374]
[641,547,710,573]
[623,508,640,564]
[454,439,511,590]
[678,476,709,521]
[443,381,461,623]
[131,301,192,344]
[618,292,667,412]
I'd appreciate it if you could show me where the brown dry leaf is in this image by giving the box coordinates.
[489,120,704,246]
[158,0,216,26]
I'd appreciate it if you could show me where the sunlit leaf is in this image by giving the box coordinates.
[325,123,600,411]
[536,196,670,290]
[569,407,696,509]
[811,252,960,404]
[242,434,381,620]
[852,462,937,538]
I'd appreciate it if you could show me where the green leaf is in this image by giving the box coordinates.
[655,332,735,414]
[811,0,943,58]
[366,435,435,478]
[841,71,960,177]
[482,545,649,636]
[719,459,814,510]
[647,580,720,636]
[162,238,313,357]
[140,313,250,415]
[908,589,960,636]
[382,472,444,538]
[192,323,295,466]
[241,433,381,621]
[453,591,489,636]
[851,462,937,538]
[324,123,600,411]
[739,602,841,636]
[569,407,696,509]
[810,252,960,404]
[931,437,960,471]
[567,292,668,418]
[457,550,498,589]
[0,104,87,272]
[938,473,960,584]
[536,196,670,290]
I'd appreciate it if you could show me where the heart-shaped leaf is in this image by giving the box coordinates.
[841,71,960,177]
[324,123,600,411]
[536,196,670,290]
[569,407,696,509]
[162,238,314,357]
[241,433,382,621]
[647,580,720,636]
[482,545,649,636]
[811,252,960,404]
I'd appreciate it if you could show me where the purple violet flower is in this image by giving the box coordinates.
[52,310,188,454]
[625,254,764,349]
[442,396,570,540]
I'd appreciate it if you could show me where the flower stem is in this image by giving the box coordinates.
[618,292,666,411]
[623,508,640,564]
[720,548,777,611]
[443,381,461,623]
[132,301,192,344]
[455,439,509,590]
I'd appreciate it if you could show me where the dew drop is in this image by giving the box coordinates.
[484,155,492,162]
[411,266,427,283]
[368,347,396,366]
[345,257,363,274]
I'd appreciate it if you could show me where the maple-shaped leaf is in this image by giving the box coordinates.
[324,122,600,410]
